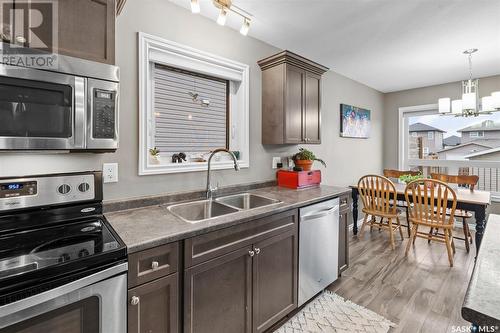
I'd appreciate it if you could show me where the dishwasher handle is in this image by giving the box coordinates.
[300,205,339,223]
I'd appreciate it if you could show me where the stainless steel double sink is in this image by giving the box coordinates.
[167,193,281,223]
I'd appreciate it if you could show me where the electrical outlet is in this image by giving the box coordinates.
[272,157,281,169]
[103,163,118,183]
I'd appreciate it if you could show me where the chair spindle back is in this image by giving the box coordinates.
[358,175,397,216]
[430,173,479,192]
[404,179,457,227]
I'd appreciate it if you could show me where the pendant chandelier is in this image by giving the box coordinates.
[438,49,500,117]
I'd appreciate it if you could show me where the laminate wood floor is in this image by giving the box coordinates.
[328,224,476,333]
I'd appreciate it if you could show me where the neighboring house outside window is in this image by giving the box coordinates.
[459,120,500,144]
[408,123,445,156]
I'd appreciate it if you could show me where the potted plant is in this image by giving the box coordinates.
[292,148,326,171]
[398,172,423,184]
[149,147,160,164]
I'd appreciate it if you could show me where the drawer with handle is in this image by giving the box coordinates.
[128,242,179,288]
[339,194,350,213]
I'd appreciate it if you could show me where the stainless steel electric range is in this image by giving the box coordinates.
[0,171,127,333]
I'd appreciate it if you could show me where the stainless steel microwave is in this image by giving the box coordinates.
[0,55,119,151]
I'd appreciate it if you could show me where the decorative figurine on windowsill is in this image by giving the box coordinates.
[172,152,187,163]
[149,147,160,164]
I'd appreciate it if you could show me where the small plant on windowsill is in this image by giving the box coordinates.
[292,148,326,171]
[149,147,160,164]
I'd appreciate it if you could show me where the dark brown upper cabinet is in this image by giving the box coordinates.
[57,0,115,64]
[258,51,328,145]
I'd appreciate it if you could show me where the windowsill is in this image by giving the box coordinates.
[139,160,249,175]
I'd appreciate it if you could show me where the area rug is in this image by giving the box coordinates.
[274,291,396,333]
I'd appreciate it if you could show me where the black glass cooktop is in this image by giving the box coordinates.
[0,204,126,305]
[0,218,121,280]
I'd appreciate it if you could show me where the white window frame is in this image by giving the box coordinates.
[398,104,500,200]
[411,132,417,137]
[427,132,434,140]
[138,32,250,175]
[422,147,429,155]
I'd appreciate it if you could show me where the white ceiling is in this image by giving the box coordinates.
[170,0,500,93]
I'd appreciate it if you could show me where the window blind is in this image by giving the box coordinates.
[153,64,228,154]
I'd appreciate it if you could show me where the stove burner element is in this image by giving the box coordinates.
[58,253,71,263]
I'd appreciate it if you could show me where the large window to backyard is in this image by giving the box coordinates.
[400,105,500,200]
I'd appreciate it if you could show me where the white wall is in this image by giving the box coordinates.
[0,0,384,201]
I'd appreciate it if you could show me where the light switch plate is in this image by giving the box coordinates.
[272,157,281,169]
[103,163,118,183]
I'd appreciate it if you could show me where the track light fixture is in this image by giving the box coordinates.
[190,0,200,13]
[239,17,250,36]
[216,7,228,25]
[188,0,252,36]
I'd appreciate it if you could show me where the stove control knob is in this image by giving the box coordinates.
[58,253,71,263]
[78,182,90,193]
[58,184,71,195]
[78,249,90,258]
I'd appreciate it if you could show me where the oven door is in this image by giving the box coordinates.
[0,263,127,333]
[0,64,85,150]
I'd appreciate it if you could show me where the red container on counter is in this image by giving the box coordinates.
[277,170,321,189]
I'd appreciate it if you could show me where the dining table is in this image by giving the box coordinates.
[350,182,491,252]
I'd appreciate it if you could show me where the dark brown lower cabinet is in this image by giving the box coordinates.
[252,229,297,333]
[184,246,253,333]
[128,273,179,333]
[184,210,299,333]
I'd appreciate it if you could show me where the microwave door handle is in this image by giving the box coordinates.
[73,76,86,149]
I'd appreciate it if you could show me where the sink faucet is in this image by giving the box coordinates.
[206,148,240,200]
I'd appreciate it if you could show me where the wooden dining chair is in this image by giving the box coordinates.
[430,173,478,252]
[383,169,421,179]
[404,179,457,267]
[383,169,421,237]
[358,175,404,250]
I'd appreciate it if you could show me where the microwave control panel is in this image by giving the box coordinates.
[93,89,116,139]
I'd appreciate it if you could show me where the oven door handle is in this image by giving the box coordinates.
[0,262,128,317]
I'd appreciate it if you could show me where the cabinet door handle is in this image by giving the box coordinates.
[130,296,140,306]
[151,261,159,270]
[254,248,261,255]
[248,250,255,257]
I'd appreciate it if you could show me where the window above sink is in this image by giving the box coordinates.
[138,33,250,175]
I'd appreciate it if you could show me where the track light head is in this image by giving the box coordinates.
[240,17,250,36]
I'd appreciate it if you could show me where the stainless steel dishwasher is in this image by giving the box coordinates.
[298,198,339,306]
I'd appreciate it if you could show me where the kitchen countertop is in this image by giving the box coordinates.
[107,185,350,253]
[462,213,500,327]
